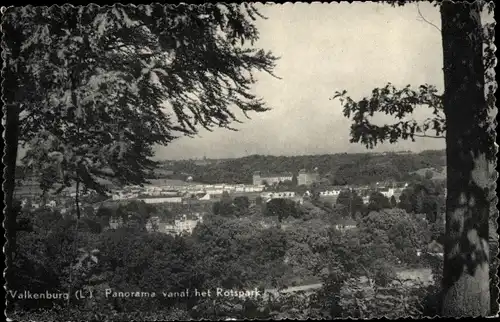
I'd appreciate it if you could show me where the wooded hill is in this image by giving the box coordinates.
[158,150,446,185]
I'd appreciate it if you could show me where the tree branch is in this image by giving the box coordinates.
[417,3,441,32]
[413,134,445,139]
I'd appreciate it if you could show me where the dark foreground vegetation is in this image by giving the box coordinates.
[9,177,498,320]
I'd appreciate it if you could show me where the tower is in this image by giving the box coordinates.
[252,171,261,185]
[298,169,308,186]
[298,169,320,186]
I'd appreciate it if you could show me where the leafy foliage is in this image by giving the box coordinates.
[234,196,251,213]
[265,198,302,222]
[212,191,237,217]
[367,191,391,212]
[192,216,288,290]
[335,189,365,217]
[9,196,442,319]
[3,4,278,195]
[9,207,101,311]
[398,178,446,223]
[331,9,496,157]
[333,83,445,148]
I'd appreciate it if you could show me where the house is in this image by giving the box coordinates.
[252,171,294,186]
[333,218,357,232]
[160,190,180,196]
[198,193,211,201]
[206,188,224,195]
[379,188,395,198]
[245,185,264,192]
[261,191,296,202]
[154,215,204,235]
[297,169,320,186]
[319,189,341,197]
[138,196,183,204]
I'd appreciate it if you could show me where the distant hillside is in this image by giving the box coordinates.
[158,150,446,185]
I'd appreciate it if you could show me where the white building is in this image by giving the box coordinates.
[139,197,183,204]
[380,188,395,198]
[333,218,357,232]
[319,190,341,197]
[253,172,294,186]
[206,189,224,195]
[261,191,296,202]
[199,193,211,201]
[112,192,139,200]
[160,215,204,235]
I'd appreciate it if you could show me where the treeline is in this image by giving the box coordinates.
[162,150,446,185]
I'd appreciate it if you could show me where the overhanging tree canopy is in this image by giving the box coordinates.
[331,2,495,154]
[2,3,278,297]
[3,4,278,195]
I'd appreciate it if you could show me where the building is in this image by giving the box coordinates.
[297,169,320,186]
[378,187,404,201]
[319,189,342,197]
[261,191,295,200]
[252,171,293,186]
[138,196,183,204]
[379,188,395,198]
[260,191,303,204]
[112,192,140,200]
[150,214,203,235]
[196,193,211,201]
[333,218,357,232]
[109,216,124,229]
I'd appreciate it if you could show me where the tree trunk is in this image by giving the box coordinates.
[75,178,81,219]
[3,103,20,287]
[67,177,81,306]
[3,15,23,291]
[440,1,491,316]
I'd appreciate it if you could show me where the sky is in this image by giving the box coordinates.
[154,2,446,160]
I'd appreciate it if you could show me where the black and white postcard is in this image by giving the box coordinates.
[2,1,498,320]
